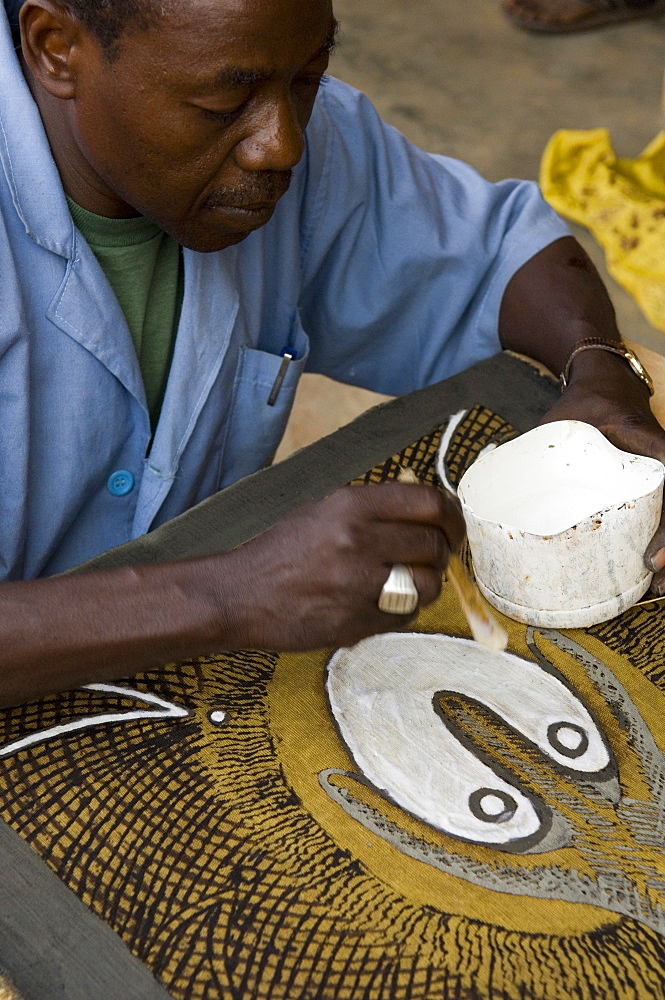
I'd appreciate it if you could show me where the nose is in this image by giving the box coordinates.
[234,93,305,174]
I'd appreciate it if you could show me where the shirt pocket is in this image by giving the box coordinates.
[219,313,310,488]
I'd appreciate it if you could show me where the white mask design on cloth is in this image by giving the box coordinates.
[325,632,616,853]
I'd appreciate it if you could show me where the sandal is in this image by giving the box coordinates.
[502,0,665,33]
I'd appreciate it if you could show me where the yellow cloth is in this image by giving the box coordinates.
[540,127,665,331]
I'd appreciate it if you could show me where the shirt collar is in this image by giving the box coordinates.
[0,5,76,259]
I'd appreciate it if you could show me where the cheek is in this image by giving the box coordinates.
[78,97,233,208]
[130,114,237,195]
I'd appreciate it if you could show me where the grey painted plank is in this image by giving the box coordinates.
[0,822,174,1000]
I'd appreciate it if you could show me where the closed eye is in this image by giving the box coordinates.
[197,71,330,125]
[200,104,246,124]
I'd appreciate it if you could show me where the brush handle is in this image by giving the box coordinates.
[447,555,508,651]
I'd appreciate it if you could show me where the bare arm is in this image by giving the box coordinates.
[0,484,463,707]
[499,235,622,374]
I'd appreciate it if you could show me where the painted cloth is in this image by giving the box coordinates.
[541,127,665,331]
[66,199,183,429]
[0,972,22,1000]
[0,4,570,580]
[0,410,663,999]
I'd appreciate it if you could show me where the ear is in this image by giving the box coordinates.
[19,1,84,100]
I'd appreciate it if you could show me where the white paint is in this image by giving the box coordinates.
[326,633,611,847]
[457,421,665,627]
[556,725,584,751]
[459,422,663,536]
[0,683,189,758]
[209,710,228,725]
[435,408,469,496]
[480,484,617,537]
[479,794,508,817]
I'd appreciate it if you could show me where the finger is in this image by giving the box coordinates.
[352,482,454,526]
[410,566,444,608]
[363,522,448,571]
[605,417,665,467]
[351,482,466,551]
[645,503,665,577]
[647,505,665,593]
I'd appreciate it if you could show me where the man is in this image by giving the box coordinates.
[1,0,665,707]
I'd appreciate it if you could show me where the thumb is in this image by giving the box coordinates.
[603,414,665,468]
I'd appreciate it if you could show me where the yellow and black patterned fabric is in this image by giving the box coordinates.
[1,406,664,999]
[0,971,23,1000]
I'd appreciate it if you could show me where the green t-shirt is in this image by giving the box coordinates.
[67,198,183,429]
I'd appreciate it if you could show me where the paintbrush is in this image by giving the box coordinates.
[398,467,508,651]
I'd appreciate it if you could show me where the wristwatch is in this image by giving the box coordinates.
[560,337,654,396]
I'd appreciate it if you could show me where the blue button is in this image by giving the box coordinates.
[107,470,135,497]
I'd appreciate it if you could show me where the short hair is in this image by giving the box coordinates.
[4,0,157,52]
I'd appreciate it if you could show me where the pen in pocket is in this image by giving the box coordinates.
[267,346,296,406]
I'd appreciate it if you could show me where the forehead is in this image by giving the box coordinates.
[135,0,336,85]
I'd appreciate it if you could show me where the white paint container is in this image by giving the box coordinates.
[457,421,665,628]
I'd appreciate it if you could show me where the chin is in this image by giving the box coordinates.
[172,205,279,252]
[176,228,252,253]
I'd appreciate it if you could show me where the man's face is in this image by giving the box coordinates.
[59,0,335,250]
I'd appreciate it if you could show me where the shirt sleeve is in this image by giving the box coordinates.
[297,78,571,396]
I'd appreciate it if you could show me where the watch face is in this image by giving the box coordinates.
[624,350,654,393]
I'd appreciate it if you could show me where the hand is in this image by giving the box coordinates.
[0,480,463,707]
[538,349,665,593]
[211,482,465,651]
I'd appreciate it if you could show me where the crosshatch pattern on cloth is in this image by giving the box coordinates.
[0,972,23,1000]
[1,406,665,999]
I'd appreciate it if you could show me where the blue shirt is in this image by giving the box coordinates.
[0,9,570,580]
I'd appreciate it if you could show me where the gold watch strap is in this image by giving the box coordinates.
[560,337,654,396]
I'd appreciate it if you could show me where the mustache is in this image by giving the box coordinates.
[202,171,292,209]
